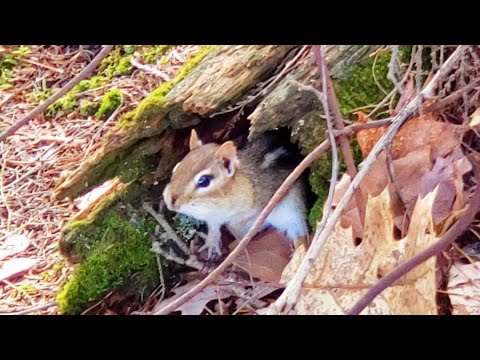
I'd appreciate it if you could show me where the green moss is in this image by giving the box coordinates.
[95,89,123,119]
[123,45,137,55]
[29,87,53,104]
[46,46,134,117]
[46,93,77,117]
[141,45,170,63]
[334,52,393,119]
[118,45,218,128]
[76,75,108,92]
[115,56,133,76]
[56,208,158,314]
[0,53,18,89]
[79,100,100,117]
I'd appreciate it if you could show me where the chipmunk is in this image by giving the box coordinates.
[163,129,309,259]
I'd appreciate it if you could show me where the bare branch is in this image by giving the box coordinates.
[268,46,340,314]
[143,202,190,255]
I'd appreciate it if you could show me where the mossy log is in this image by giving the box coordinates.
[54,45,403,314]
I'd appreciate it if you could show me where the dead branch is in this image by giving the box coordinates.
[266,45,468,315]
[151,242,208,273]
[424,78,480,114]
[143,202,190,254]
[314,45,366,225]
[267,47,340,314]
[348,154,480,315]
[0,45,114,143]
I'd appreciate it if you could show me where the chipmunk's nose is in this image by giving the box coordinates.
[163,184,177,210]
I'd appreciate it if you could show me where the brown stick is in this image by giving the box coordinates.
[423,78,480,114]
[313,46,358,179]
[348,155,480,315]
[314,45,366,225]
[267,48,340,315]
[0,45,115,143]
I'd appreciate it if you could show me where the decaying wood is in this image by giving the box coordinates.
[165,45,297,116]
[53,46,296,201]
[248,45,381,139]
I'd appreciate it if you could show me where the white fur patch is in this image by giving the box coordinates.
[264,183,308,241]
[261,147,288,169]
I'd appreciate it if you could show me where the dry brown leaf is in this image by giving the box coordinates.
[447,262,480,315]
[0,258,39,282]
[282,186,439,314]
[229,230,292,283]
[152,279,233,315]
[0,234,30,261]
[330,145,469,244]
[356,113,463,160]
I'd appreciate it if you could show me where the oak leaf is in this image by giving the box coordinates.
[282,186,440,314]
[356,113,463,160]
[229,229,292,283]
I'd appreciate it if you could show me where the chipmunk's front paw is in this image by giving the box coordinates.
[198,235,222,259]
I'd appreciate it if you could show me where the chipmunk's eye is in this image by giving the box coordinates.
[196,175,213,188]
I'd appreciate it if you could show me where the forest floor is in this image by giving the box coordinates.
[0,45,197,314]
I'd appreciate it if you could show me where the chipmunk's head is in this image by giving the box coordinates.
[163,129,241,220]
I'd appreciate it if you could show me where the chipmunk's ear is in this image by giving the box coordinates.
[215,141,237,177]
[189,129,203,150]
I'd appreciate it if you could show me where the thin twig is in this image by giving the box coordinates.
[314,45,366,225]
[387,45,403,95]
[348,154,480,315]
[0,45,114,143]
[267,45,468,314]
[152,242,207,272]
[0,301,57,315]
[155,253,166,302]
[143,202,190,255]
[268,47,340,314]
[424,78,480,114]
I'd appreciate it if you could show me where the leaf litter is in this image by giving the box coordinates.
[0,45,199,314]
